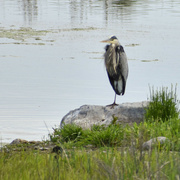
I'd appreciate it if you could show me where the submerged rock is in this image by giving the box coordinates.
[61,101,148,129]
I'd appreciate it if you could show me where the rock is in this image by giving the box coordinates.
[10,139,42,145]
[10,139,28,145]
[7,139,56,152]
[142,137,169,150]
[61,101,148,129]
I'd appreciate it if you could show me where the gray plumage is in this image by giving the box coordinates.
[102,36,128,106]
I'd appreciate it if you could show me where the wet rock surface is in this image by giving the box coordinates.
[61,101,149,128]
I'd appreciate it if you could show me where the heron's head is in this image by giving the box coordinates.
[101,35,119,44]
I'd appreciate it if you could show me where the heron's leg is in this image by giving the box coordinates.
[113,93,117,105]
[106,93,118,109]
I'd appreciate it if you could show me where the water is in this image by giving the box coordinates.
[0,0,180,143]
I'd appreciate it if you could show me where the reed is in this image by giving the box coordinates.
[145,85,179,122]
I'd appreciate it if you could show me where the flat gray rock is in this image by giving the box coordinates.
[142,137,169,150]
[61,101,148,129]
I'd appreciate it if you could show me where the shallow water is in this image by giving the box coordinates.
[0,0,180,143]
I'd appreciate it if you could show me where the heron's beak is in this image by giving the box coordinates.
[101,39,112,43]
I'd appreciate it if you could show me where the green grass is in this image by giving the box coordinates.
[50,122,132,148]
[50,118,180,151]
[0,146,179,180]
[50,123,84,143]
[145,85,179,121]
[0,85,180,179]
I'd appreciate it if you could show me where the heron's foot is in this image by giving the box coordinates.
[106,102,118,109]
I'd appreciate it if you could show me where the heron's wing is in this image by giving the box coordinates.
[107,73,122,95]
[116,45,128,95]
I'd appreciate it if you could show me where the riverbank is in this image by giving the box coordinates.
[1,117,179,180]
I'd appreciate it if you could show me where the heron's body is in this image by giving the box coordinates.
[102,36,128,107]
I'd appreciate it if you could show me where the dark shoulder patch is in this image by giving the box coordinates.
[105,45,109,52]
[120,45,125,52]
[116,45,124,53]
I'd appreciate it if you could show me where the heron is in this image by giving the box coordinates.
[101,35,129,108]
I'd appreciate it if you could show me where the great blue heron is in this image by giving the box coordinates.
[101,36,128,108]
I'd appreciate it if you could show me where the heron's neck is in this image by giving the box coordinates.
[111,43,120,48]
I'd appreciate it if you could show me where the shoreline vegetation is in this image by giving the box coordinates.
[0,85,180,179]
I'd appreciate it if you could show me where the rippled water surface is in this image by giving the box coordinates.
[0,0,180,142]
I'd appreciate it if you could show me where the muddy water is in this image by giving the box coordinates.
[0,0,180,142]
